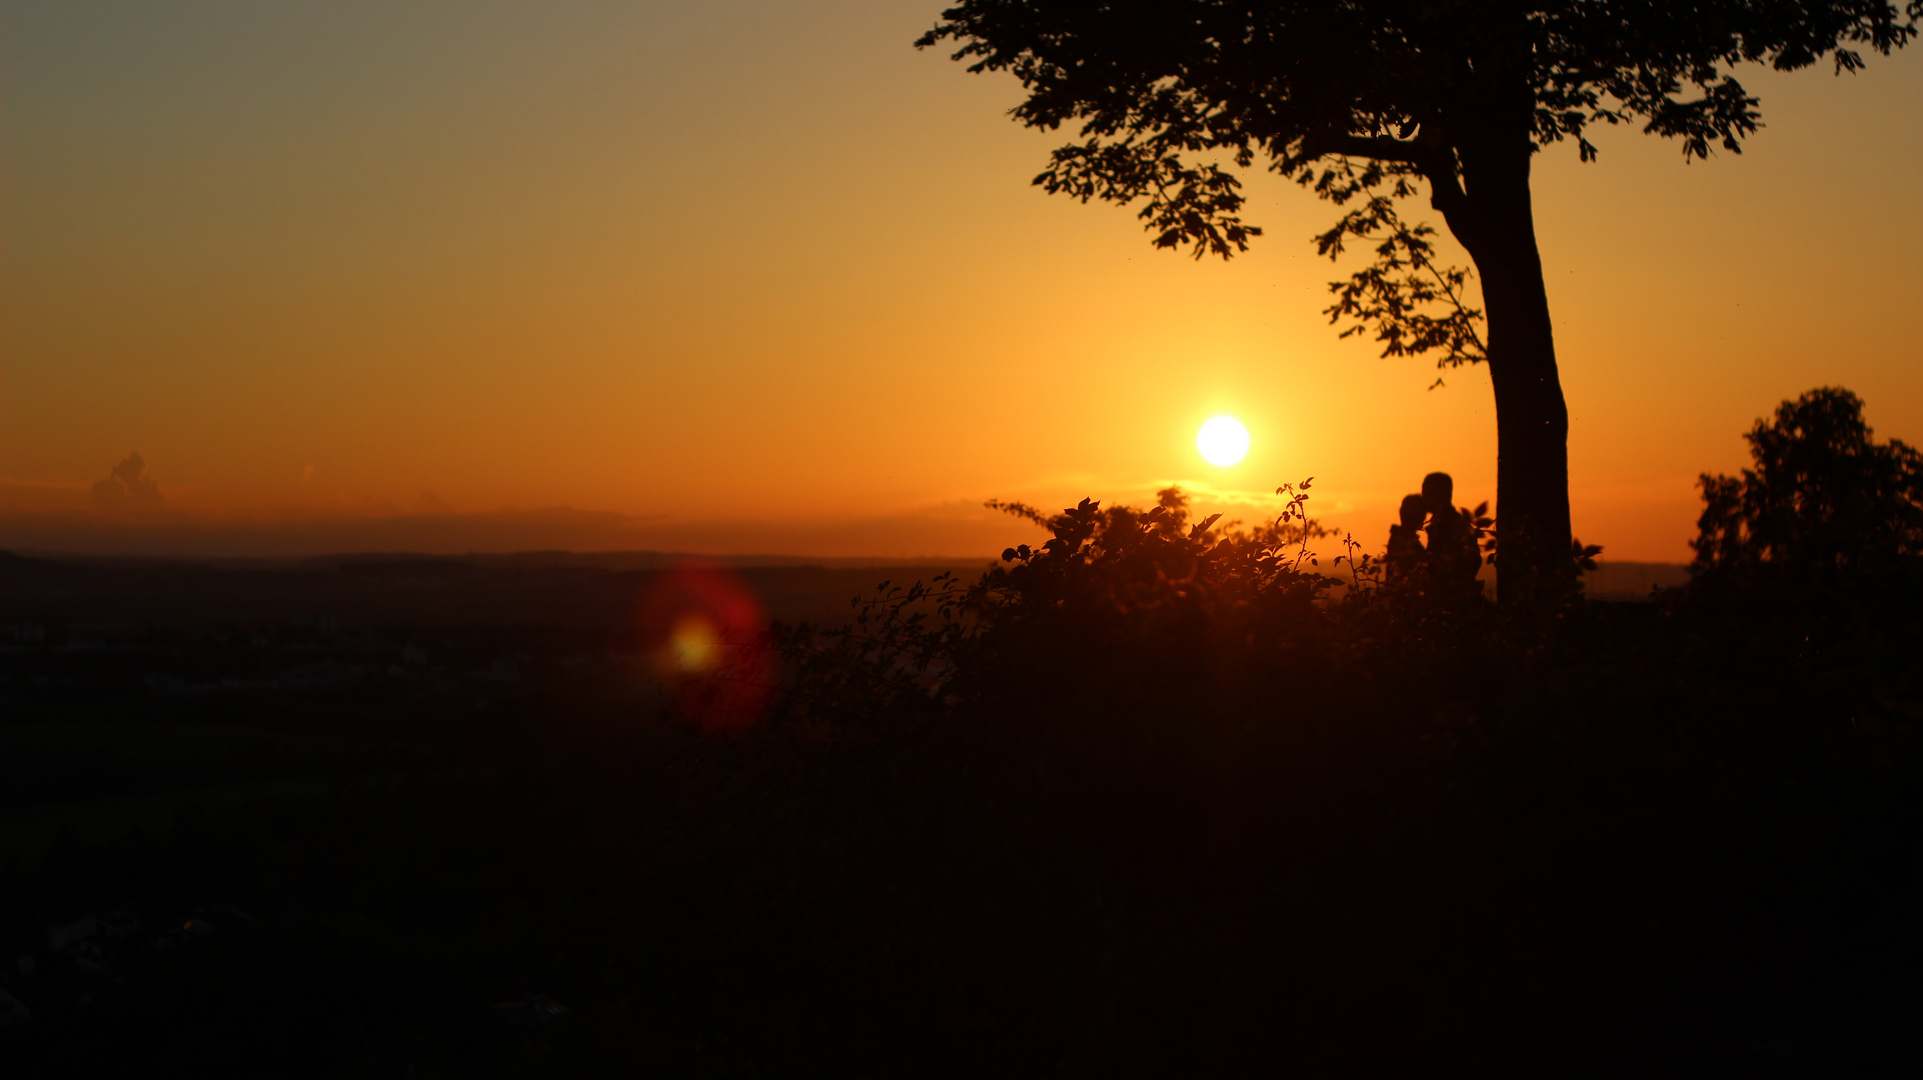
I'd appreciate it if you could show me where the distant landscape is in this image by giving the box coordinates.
[0,548,1691,631]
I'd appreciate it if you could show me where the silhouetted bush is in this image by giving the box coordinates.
[774,479,1544,731]
[773,484,1353,728]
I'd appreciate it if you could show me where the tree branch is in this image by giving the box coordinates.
[1298,132,1474,239]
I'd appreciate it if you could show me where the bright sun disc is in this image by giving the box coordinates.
[1197,416,1250,467]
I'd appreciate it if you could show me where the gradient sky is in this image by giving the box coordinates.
[4,0,1920,560]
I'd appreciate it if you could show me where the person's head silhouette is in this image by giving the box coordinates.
[1421,472,1454,513]
[1398,494,1427,531]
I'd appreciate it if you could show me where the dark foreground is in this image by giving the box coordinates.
[2,552,1919,1077]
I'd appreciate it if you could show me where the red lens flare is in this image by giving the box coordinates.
[636,564,772,731]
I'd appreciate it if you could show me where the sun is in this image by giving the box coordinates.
[1197,416,1250,467]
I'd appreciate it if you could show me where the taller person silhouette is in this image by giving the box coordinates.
[1421,473,1483,598]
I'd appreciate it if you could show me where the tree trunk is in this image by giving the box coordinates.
[1444,144,1573,605]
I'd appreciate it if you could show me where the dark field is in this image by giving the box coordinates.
[1,549,1917,1077]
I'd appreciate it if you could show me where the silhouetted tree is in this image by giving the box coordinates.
[1694,387,1923,576]
[919,0,1921,603]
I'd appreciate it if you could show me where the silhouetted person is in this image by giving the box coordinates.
[1421,472,1482,597]
[1385,494,1428,584]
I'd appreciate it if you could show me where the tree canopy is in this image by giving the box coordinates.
[1695,387,1923,575]
[920,1,1918,266]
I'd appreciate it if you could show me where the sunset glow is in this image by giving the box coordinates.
[2,2,1920,563]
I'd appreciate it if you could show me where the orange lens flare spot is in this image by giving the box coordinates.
[666,615,721,674]
[637,564,772,731]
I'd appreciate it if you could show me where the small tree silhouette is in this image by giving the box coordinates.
[1694,387,1923,577]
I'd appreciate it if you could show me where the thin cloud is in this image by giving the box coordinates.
[90,452,164,512]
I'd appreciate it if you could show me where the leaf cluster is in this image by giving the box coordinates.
[1317,189,1486,375]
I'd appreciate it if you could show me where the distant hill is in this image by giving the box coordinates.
[0,551,990,632]
[1582,561,1692,600]
[337,550,997,572]
[1463,561,1689,600]
[0,549,1689,632]
[6,549,992,573]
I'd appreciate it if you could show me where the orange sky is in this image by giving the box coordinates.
[4,1,1920,561]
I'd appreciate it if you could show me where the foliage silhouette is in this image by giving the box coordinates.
[775,485,1339,726]
[10,440,1923,1073]
[772,480,1564,731]
[1694,386,1923,577]
[1686,387,1923,695]
[918,0,1923,602]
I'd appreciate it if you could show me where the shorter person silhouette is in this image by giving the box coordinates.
[1384,494,1428,584]
[1421,472,1483,597]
